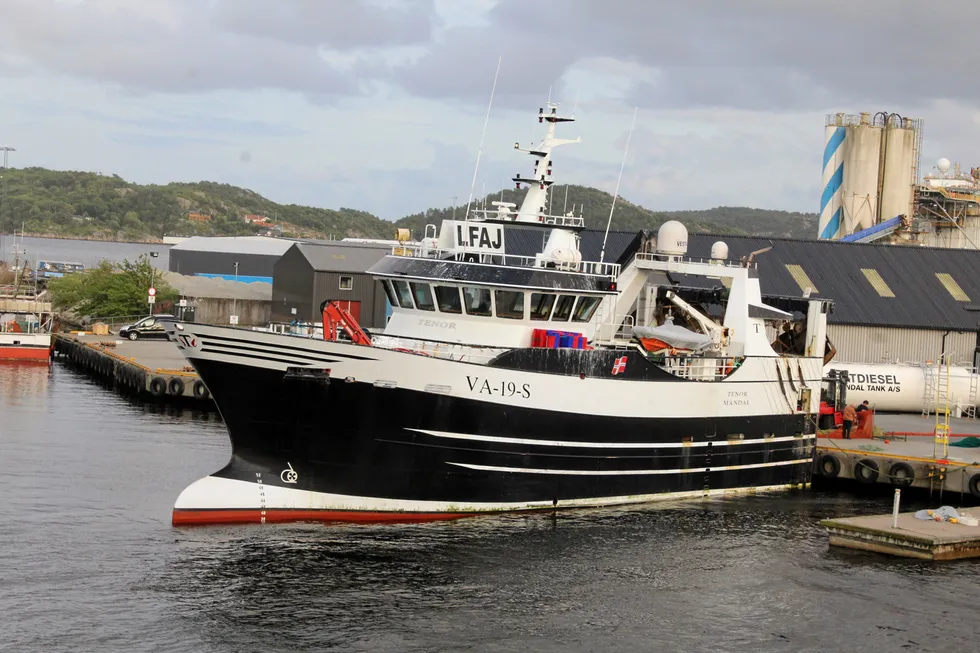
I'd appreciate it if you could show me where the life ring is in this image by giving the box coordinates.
[889,462,915,488]
[855,458,880,484]
[817,454,840,479]
[968,473,980,500]
[168,377,185,397]
[149,377,166,397]
[192,380,210,400]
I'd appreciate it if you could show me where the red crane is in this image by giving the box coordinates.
[321,300,372,346]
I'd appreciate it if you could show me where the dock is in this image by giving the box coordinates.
[822,511,980,560]
[814,414,980,500]
[52,333,213,404]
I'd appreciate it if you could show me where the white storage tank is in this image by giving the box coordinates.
[841,113,882,233]
[878,115,919,222]
[825,361,978,414]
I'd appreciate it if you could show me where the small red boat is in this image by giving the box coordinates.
[0,300,53,363]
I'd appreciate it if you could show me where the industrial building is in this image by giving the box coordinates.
[168,236,294,282]
[271,241,392,327]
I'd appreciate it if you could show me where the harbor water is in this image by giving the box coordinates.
[2,362,978,652]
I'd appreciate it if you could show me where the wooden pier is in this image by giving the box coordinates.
[52,333,213,404]
[822,510,980,560]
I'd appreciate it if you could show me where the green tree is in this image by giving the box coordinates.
[48,254,178,318]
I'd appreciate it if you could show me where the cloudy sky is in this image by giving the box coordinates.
[2,0,980,224]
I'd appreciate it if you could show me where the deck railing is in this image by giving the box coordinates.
[392,245,621,278]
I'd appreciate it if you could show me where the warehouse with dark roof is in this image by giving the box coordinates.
[271,241,392,327]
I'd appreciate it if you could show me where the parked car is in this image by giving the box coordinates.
[118,314,175,341]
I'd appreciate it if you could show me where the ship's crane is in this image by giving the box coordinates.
[320,300,372,346]
[664,290,729,350]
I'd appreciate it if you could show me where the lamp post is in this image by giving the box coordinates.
[148,252,157,317]
[233,261,239,324]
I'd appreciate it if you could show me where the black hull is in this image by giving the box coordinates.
[174,357,816,524]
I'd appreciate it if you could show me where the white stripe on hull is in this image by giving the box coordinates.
[174,474,810,515]
[409,428,814,449]
[449,458,812,476]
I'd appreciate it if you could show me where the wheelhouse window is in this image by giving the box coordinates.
[392,280,414,309]
[571,296,602,322]
[494,290,525,319]
[529,293,555,321]
[381,280,398,307]
[462,287,492,316]
[339,276,353,291]
[434,286,462,314]
[551,295,576,321]
[410,282,436,311]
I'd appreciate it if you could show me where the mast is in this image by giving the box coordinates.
[512,103,581,224]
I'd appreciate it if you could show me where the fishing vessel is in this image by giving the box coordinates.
[166,104,832,525]
[1,248,53,362]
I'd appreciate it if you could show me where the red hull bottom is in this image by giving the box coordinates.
[0,347,51,362]
[172,508,478,527]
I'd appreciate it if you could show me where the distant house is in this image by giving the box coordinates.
[243,214,271,225]
[187,212,212,223]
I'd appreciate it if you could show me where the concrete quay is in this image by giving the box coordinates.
[814,414,980,501]
[52,333,213,404]
[823,510,980,560]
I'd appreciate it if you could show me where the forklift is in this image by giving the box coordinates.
[818,369,849,430]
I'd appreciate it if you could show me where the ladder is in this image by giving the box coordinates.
[934,352,951,460]
[966,366,979,419]
[921,363,936,417]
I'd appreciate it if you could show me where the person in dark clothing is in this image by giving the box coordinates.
[855,400,870,413]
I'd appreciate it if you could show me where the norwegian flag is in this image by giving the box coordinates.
[611,356,628,375]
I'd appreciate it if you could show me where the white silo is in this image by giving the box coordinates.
[819,114,846,239]
[841,112,882,233]
[878,115,920,222]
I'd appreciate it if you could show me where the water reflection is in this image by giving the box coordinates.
[0,360,52,402]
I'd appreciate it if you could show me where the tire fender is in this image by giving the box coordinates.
[168,377,185,397]
[889,462,915,488]
[149,377,166,397]
[817,454,841,479]
[192,380,210,400]
[855,458,880,485]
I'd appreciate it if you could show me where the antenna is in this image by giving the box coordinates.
[599,107,638,263]
[464,56,502,221]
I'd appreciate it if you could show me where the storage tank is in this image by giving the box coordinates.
[841,113,882,233]
[819,115,846,239]
[825,361,978,414]
[878,115,919,222]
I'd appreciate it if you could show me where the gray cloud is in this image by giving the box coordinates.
[388,0,980,111]
[213,0,436,49]
[7,0,977,111]
[0,0,433,95]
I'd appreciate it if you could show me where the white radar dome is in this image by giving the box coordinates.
[656,221,689,256]
[710,241,729,260]
[937,157,951,173]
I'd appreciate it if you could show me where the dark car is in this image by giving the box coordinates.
[118,314,175,341]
